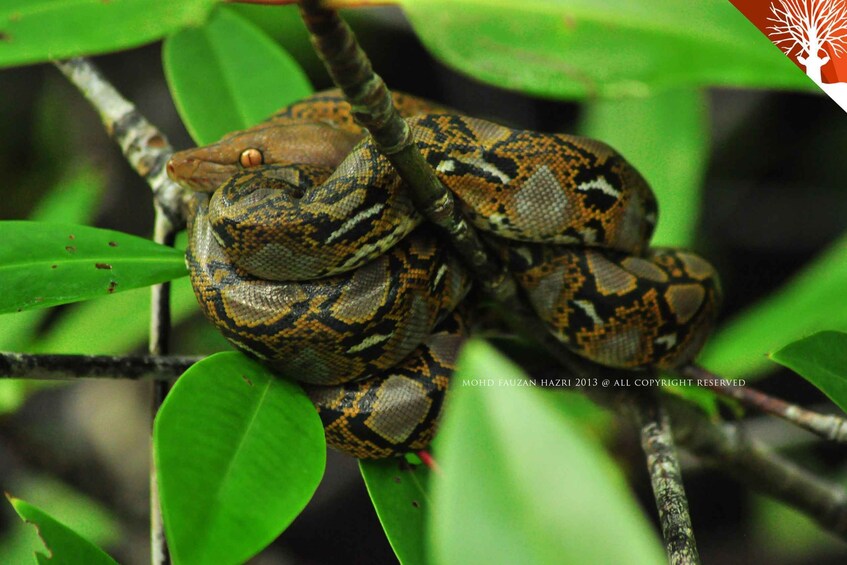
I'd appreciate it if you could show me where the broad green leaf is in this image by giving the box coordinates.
[702,232,847,378]
[580,88,708,246]
[0,221,187,314]
[401,0,813,100]
[28,232,197,355]
[0,168,105,413]
[360,458,430,565]
[154,352,326,565]
[0,169,105,351]
[750,491,846,560]
[164,6,313,146]
[0,0,216,69]
[429,339,665,565]
[770,331,847,415]
[29,276,198,355]
[7,496,118,565]
[0,475,121,565]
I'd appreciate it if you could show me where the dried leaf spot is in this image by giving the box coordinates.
[50,265,57,269]
[68,234,75,240]
[34,297,43,303]
[0,31,11,43]
[107,281,118,294]
[411,500,420,508]
[65,245,76,253]
[108,241,118,247]
[241,375,253,387]
[95,263,112,270]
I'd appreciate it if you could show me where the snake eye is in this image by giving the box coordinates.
[239,148,264,168]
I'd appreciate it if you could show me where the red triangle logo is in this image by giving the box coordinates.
[730,0,847,110]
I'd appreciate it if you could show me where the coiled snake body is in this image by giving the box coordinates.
[169,90,721,459]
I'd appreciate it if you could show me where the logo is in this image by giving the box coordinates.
[731,0,847,110]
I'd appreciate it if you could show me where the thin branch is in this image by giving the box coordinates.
[682,364,847,443]
[54,56,187,565]
[149,214,177,565]
[53,58,189,226]
[626,392,700,565]
[0,352,197,381]
[666,395,847,539]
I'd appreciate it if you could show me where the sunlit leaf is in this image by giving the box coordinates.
[702,232,847,378]
[7,495,118,565]
[0,0,216,69]
[0,221,187,314]
[400,0,812,100]
[770,331,847,414]
[163,6,313,145]
[429,339,665,564]
[155,352,326,565]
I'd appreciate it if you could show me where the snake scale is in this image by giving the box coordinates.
[168,89,721,459]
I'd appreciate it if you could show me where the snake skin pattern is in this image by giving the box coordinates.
[169,90,721,459]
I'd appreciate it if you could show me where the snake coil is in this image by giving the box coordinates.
[168,90,721,459]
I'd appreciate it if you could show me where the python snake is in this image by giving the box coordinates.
[168,90,721,459]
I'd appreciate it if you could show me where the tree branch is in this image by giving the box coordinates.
[666,395,847,539]
[53,58,189,227]
[0,352,198,381]
[682,364,847,443]
[625,392,700,565]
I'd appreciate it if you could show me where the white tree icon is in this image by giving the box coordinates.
[767,0,847,85]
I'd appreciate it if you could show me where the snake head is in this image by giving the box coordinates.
[167,122,363,193]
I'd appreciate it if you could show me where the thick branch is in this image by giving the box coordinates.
[626,392,700,565]
[682,364,847,443]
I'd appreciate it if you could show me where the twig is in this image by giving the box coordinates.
[682,364,847,443]
[0,352,198,380]
[666,395,847,539]
[54,56,188,565]
[626,392,700,565]
[149,213,177,565]
[52,58,189,227]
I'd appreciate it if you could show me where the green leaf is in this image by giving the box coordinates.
[0,221,187,314]
[0,0,216,69]
[7,495,118,565]
[770,331,847,415]
[702,232,847,378]
[428,339,665,565]
[580,88,708,246]
[163,6,313,146]
[0,168,105,413]
[402,0,812,100]
[154,352,326,565]
[360,458,430,565]
[28,277,197,355]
